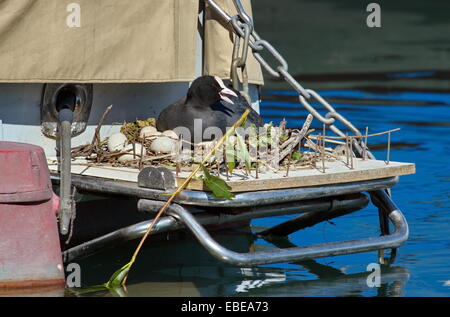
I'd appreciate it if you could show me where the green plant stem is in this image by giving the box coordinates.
[120,109,251,286]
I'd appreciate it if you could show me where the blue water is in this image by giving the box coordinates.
[255,88,450,296]
[68,88,450,297]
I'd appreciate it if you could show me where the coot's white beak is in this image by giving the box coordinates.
[214,76,238,104]
[219,88,237,104]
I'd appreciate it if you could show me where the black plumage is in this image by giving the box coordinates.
[156,75,264,143]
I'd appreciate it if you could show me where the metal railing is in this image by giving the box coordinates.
[62,191,411,265]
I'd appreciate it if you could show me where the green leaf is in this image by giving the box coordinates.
[104,261,132,289]
[291,151,302,161]
[66,284,109,296]
[201,166,234,199]
[226,161,236,174]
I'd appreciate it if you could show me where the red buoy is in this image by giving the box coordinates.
[0,142,65,289]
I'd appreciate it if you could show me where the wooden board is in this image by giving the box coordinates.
[47,157,415,193]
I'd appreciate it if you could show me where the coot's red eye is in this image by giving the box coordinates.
[211,83,218,88]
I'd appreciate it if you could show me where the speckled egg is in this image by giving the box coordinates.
[107,132,128,152]
[139,126,160,139]
[162,130,179,139]
[150,136,176,153]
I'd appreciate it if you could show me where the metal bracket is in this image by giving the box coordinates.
[62,194,369,262]
[138,167,176,191]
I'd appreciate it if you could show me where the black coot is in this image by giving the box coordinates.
[156,75,264,143]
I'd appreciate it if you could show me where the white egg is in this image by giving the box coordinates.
[107,132,128,152]
[118,143,146,162]
[162,130,179,139]
[139,126,160,139]
[150,136,176,153]
[117,154,135,162]
[124,143,146,155]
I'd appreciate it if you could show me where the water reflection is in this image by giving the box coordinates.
[64,225,409,297]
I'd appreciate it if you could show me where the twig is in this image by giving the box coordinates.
[91,105,113,146]
[350,138,354,169]
[285,153,291,177]
[345,133,350,166]
[139,136,145,169]
[278,114,313,162]
[322,124,326,173]
[386,132,391,165]
[314,128,400,140]
[308,136,345,145]
[321,137,326,173]
[363,126,368,160]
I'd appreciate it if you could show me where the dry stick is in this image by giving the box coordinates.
[71,105,113,160]
[316,133,321,170]
[280,119,287,135]
[99,149,144,159]
[304,139,339,158]
[363,126,368,160]
[280,134,296,150]
[137,154,172,162]
[139,136,145,170]
[278,114,313,163]
[318,128,400,140]
[307,136,346,145]
[350,137,354,169]
[120,109,251,286]
[322,124,326,173]
[345,133,350,166]
[314,136,319,169]
[91,105,113,148]
[285,153,291,177]
[95,106,114,163]
[176,135,183,177]
[386,132,391,165]
[321,136,326,173]
[132,140,136,159]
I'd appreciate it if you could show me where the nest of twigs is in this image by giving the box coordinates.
[70,107,336,175]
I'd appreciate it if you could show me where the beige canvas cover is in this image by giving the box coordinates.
[0,0,263,84]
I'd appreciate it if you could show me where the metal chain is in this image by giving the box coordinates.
[230,15,251,104]
[206,0,373,159]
